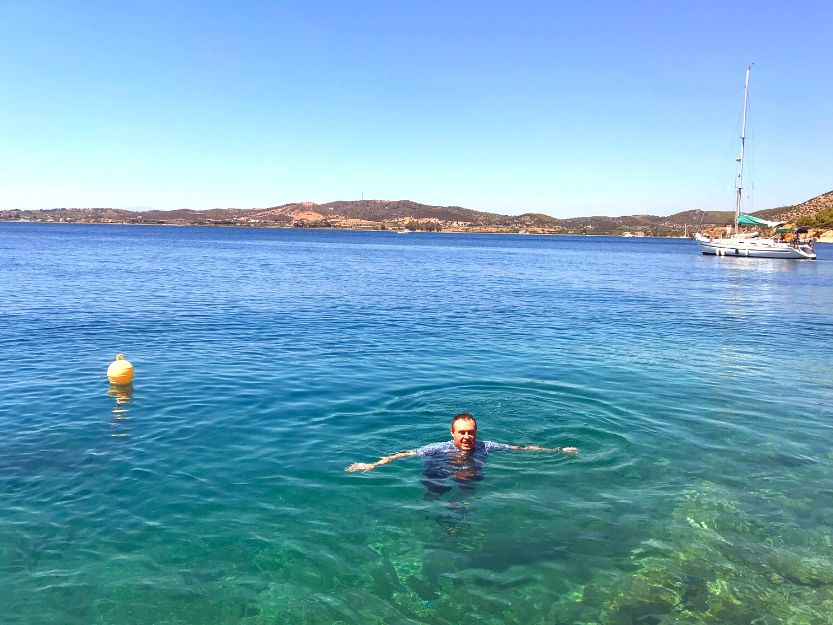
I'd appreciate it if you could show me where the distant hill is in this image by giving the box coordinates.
[257,199,518,227]
[2,191,831,234]
[754,190,833,228]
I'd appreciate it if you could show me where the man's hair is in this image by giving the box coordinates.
[450,412,477,431]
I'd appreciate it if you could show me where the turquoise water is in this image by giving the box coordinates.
[2,222,833,624]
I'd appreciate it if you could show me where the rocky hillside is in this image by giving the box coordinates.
[755,190,833,225]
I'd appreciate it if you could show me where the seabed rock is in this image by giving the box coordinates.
[768,551,833,587]
[585,480,833,625]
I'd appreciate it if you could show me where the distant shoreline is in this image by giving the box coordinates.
[1,220,696,238]
[4,191,831,237]
[0,201,731,237]
[7,218,831,241]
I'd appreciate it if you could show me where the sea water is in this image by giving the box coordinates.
[1,223,832,625]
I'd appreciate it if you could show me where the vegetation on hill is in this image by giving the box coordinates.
[2,190,831,235]
[790,191,833,228]
[759,190,833,226]
[796,206,833,228]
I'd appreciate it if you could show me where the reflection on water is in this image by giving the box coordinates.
[106,383,132,437]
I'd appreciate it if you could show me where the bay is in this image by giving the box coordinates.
[1,222,832,624]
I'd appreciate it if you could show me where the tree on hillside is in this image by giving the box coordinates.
[797,206,833,228]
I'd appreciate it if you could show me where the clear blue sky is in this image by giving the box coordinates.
[1,0,831,217]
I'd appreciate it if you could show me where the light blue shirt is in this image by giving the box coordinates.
[414,440,512,456]
[414,440,512,487]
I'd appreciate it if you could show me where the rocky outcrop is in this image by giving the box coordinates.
[813,229,833,242]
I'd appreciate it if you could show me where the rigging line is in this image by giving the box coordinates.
[749,135,755,213]
[747,89,755,214]
[705,91,745,212]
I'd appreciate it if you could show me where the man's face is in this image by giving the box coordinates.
[451,418,477,452]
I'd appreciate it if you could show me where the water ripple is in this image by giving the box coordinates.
[2,225,833,624]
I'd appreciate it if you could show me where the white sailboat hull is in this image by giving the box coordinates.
[696,237,816,260]
[693,67,817,262]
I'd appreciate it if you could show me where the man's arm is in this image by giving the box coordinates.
[510,445,579,454]
[345,450,417,472]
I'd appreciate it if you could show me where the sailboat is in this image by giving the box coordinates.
[695,66,816,260]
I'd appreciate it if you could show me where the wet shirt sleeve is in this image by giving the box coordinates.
[482,441,513,452]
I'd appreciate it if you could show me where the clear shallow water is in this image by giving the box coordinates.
[1,223,833,625]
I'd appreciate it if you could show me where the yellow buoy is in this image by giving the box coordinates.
[107,354,134,385]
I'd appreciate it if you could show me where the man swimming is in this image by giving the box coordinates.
[345,412,578,473]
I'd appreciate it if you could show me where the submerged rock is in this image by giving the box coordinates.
[769,550,833,587]
[584,480,833,625]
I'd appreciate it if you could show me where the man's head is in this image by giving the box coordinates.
[450,412,477,452]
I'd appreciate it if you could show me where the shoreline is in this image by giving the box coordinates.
[0,220,694,238]
[6,219,832,241]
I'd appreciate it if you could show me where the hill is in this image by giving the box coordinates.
[1,191,830,235]
[754,190,833,225]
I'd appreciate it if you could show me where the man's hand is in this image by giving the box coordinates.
[560,447,579,454]
[345,451,415,473]
[345,462,375,472]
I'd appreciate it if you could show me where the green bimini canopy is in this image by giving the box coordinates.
[738,213,786,227]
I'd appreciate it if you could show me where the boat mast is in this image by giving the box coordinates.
[735,65,751,234]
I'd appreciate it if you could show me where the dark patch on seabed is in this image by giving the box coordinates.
[546,481,833,625]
